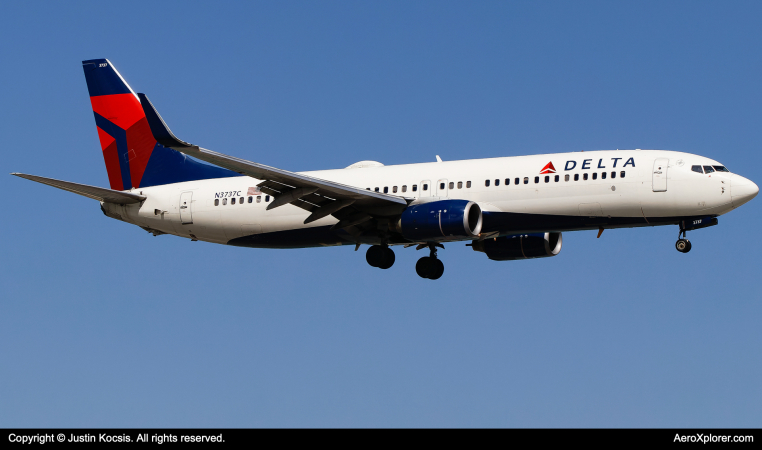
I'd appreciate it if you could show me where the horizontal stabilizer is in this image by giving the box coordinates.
[11,173,146,204]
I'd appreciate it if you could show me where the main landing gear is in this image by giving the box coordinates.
[366,245,395,269]
[415,244,444,280]
[364,243,445,279]
[675,229,692,253]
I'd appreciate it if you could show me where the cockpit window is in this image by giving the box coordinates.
[712,165,730,173]
[691,165,703,174]
[703,165,715,174]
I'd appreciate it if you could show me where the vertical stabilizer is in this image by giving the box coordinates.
[82,59,238,190]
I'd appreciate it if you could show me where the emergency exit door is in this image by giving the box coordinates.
[436,179,449,197]
[179,191,193,224]
[652,158,669,192]
[419,180,431,197]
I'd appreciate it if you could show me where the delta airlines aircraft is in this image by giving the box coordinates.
[12,59,759,279]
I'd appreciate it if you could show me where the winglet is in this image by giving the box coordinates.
[137,93,193,148]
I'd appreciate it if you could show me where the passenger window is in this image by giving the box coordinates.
[423,184,428,191]
[231,197,236,205]
[514,178,519,185]
[384,187,389,193]
[374,187,379,192]
[485,180,490,187]
[565,174,570,182]
[534,176,539,183]
[240,197,244,204]
[214,199,219,206]
[611,171,616,179]
[703,165,715,174]
[574,174,579,181]
[402,185,407,192]
[554,175,559,182]
[248,196,253,203]
[257,195,262,203]
[366,188,370,190]
[495,179,500,186]
[412,185,418,192]
[223,198,227,205]
[457,181,463,189]
[620,171,625,178]
[448,182,454,189]
[593,173,598,180]
[691,165,703,174]
[583,173,588,180]
[393,186,398,193]
[523,177,529,184]
[265,195,270,202]
[439,183,445,190]
[466,181,472,188]
[505,178,510,185]
[601,172,606,179]
[544,175,549,183]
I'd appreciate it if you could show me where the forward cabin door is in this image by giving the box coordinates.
[652,158,669,192]
[179,191,193,224]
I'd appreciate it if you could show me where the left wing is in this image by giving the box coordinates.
[138,93,408,225]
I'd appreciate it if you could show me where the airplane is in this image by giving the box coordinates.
[11,59,759,279]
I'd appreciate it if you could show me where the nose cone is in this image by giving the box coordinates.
[731,175,759,208]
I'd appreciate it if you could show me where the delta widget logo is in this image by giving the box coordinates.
[539,162,556,174]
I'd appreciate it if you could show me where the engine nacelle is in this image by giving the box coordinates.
[471,232,562,261]
[398,200,483,241]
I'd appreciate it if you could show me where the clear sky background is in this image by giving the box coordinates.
[1,1,760,427]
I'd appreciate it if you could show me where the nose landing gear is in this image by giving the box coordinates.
[675,229,692,253]
[676,239,692,253]
[415,243,445,280]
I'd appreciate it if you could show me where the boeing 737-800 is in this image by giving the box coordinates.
[12,59,759,279]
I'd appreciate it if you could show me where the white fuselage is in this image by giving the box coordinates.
[102,150,757,247]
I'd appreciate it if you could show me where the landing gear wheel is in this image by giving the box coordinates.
[416,257,432,278]
[429,258,444,280]
[378,247,395,269]
[416,256,444,279]
[366,245,395,269]
[675,239,691,253]
[366,245,384,267]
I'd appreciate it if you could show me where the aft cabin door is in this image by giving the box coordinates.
[179,191,193,224]
[652,158,669,192]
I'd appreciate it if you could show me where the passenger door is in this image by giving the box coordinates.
[652,158,669,192]
[179,191,193,224]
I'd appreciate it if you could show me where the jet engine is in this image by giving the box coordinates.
[471,232,562,261]
[398,200,483,241]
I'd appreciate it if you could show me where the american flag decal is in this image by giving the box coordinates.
[247,186,261,196]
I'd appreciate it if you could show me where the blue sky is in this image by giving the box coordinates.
[1,1,760,427]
